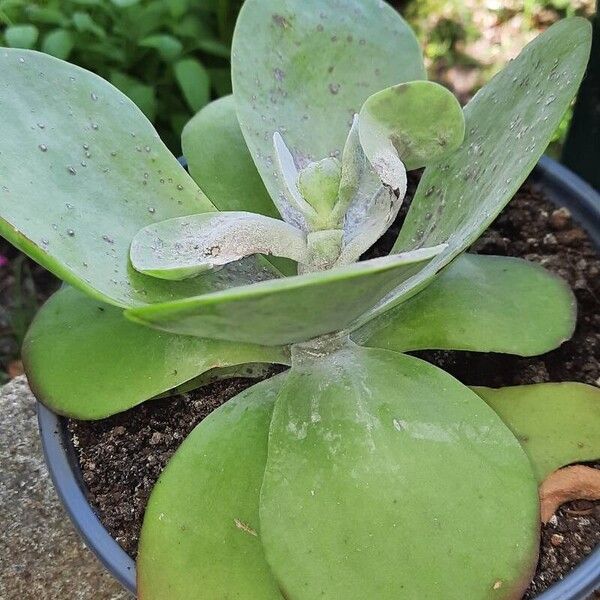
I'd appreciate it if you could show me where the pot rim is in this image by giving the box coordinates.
[37,155,600,599]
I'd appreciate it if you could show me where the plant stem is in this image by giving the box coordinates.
[298,229,344,274]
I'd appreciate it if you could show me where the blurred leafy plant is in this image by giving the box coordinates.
[402,0,479,65]
[0,0,242,152]
[400,0,593,151]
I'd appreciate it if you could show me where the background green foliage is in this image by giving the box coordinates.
[400,0,594,152]
[0,0,241,153]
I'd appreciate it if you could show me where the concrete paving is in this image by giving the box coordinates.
[0,376,133,600]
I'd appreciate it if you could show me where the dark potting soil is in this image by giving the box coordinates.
[68,173,600,598]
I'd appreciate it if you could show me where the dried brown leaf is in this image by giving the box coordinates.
[539,465,600,523]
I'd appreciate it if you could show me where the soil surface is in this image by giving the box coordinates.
[68,174,600,598]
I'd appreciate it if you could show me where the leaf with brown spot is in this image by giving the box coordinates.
[539,465,600,523]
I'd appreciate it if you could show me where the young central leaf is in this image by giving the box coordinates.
[260,343,539,599]
[297,157,342,227]
[130,212,309,280]
[335,116,401,265]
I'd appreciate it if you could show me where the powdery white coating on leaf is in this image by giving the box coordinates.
[260,343,539,599]
[272,132,316,230]
[369,151,408,195]
[335,116,405,264]
[130,211,309,280]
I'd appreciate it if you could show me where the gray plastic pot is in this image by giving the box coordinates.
[38,156,600,599]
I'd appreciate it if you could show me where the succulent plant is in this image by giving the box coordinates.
[0,0,598,598]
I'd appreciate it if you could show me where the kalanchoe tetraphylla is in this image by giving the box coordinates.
[0,0,598,599]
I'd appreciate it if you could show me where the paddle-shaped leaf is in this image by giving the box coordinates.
[130,212,309,280]
[125,246,445,346]
[138,376,286,600]
[360,17,592,323]
[181,95,278,218]
[358,81,465,186]
[474,383,600,482]
[0,49,273,308]
[23,286,289,419]
[357,254,575,356]
[260,343,539,599]
[231,0,425,206]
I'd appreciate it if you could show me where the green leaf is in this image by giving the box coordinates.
[365,18,592,323]
[41,30,75,61]
[261,343,539,599]
[196,38,231,58]
[111,0,140,6]
[174,58,210,113]
[140,34,183,61]
[110,70,157,121]
[182,95,278,218]
[208,67,232,96]
[0,49,272,308]
[22,286,289,419]
[358,254,576,357]
[231,0,425,207]
[165,0,188,19]
[172,15,213,41]
[126,247,444,346]
[474,383,600,482]
[24,6,68,26]
[72,12,106,38]
[86,41,127,63]
[130,212,308,280]
[358,81,465,177]
[5,25,39,49]
[138,375,285,600]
